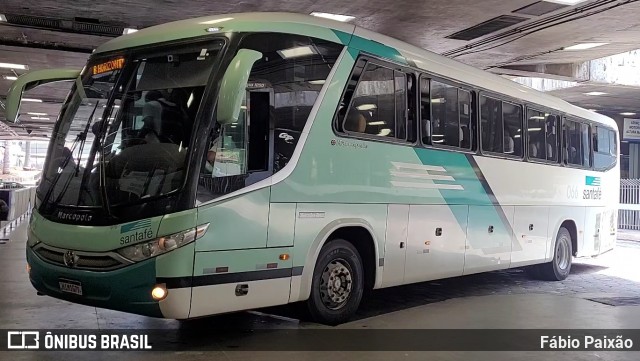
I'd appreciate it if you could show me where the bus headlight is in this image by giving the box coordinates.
[117,223,209,262]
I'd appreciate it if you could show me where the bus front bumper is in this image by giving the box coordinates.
[26,246,165,318]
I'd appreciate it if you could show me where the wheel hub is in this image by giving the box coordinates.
[556,239,570,271]
[319,259,353,310]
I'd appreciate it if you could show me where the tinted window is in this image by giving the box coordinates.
[564,119,590,167]
[481,96,522,156]
[420,76,430,142]
[546,115,559,162]
[503,102,523,156]
[527,109,559,162]
[480,96,502,153]
[341,62,412,141]
[593,126,617,170]
[430,81,471,149]
[527,109,546,160]
[581,123,591,167]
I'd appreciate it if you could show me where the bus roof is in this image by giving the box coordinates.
[95,12,617,130]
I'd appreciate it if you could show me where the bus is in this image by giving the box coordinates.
[6,12,619,325]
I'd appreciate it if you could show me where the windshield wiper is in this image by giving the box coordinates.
[42,100,101,207]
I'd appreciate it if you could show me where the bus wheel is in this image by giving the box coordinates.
[307,239,364,325]
[536,227,573,281]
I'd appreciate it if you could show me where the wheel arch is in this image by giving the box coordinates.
[548,218,578,260]
[290,218,381,303]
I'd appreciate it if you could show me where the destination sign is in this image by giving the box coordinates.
[92,58,125,75]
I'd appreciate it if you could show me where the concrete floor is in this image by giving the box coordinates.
[1,219,640,360]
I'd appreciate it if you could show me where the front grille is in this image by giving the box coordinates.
[34,245,128,271]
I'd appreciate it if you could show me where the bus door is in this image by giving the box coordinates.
[245,83,275,184]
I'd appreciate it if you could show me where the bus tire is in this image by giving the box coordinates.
[537,227,573,281]
[307,239,364,325]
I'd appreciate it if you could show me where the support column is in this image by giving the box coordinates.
[2,141,10,175]
[23,141,31,168]
[630,143,640,179]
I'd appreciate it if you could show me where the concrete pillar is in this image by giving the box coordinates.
[630,143,640,179]
[23,141,31,168]
[2,141,10,175]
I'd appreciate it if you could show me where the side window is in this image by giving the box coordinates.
[420,76,430,143]
[503,102,523,156]
[481,96,522,156]
[581,123,591,167]
[395,71,408,140]
[564,119,582,166]
[340,61,413,141]
[429,80,471,149]
[545,114,559,162]
[480,96,503,153]
[609,130,617,156]
[527,109,545,160]
[459,90,471,149]
[527,109,559,162]
[593,126,617,170]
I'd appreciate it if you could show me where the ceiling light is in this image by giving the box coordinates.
[368,121,386,126]
[621,112,636,116]
[356,104,377,111]
[277,45,316,59]
[122,28,138,35]
[431,98,445,104]
[587,109,598,112]
[27,112,47,116]
[2,75,17,81]
[543,0,589,5]
[309,79,325,85]
[200,17,234,25]
[563,43,608,51]
[0,62,27,70]
[21,98,42,102]
[0,14,6,22]
[378,128,391,136]
[584,91,607,96]
[310,12,355,22]
[206,27,221,32]
[30,117,50,120]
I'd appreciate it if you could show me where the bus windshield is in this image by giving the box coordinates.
[38,40,225,214]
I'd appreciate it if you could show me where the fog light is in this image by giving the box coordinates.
[151,284,167,301]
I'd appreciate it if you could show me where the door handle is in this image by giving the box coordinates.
[435,227,442,236]
[488,225,494,233]
[529,224,534,231]
[400,242,405,249]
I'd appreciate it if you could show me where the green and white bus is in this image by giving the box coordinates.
[7,12,619,325]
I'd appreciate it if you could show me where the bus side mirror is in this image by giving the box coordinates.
[5,68,80,123]
[216,49,262,125]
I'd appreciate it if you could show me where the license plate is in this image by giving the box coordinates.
[59,279,83,296]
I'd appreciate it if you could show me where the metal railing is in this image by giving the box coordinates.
[619,179,640,230]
